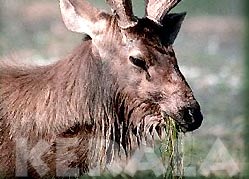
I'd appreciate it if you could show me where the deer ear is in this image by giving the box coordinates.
[161,12,186,45]
[59,0,106,37]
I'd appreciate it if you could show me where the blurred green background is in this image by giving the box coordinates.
[0,0,244,178]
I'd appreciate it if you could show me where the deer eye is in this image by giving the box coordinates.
[129,56,148,70]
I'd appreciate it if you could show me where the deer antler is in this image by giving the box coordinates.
[145,0,182,24]
[106,0,137,29]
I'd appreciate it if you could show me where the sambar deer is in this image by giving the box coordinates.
[0,0,203,177]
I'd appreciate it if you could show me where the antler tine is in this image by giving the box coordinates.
[145,0,182,24]
[106,0,137,29]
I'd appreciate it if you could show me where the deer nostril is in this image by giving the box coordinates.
[180,106,203,132]
[183,108,195,124]
[188,109,195,123]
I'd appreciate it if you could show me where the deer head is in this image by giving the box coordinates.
[59,0,203,132]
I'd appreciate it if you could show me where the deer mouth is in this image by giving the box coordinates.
[160,104,203,133]
[136,106,203,141]
[130,103,203,146]
[161,111,202,133]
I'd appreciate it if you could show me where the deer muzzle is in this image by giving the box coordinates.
[161,102,203,132]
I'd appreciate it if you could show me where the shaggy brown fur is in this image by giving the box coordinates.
[0,39,159,177]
